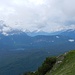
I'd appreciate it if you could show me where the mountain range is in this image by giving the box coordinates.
[0,20,75,75]
[0,28,75,51]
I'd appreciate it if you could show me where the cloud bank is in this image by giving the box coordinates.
[0,0,75,32]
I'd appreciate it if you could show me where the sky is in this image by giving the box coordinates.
[0,0,75,32]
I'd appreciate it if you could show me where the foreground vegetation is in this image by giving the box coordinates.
[46,50,75,75]
[23,57,56,75]
[23,50,75,75]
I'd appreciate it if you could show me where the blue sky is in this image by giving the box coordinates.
[0,0,75,32]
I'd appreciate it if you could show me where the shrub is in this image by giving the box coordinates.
[23,57,56,75]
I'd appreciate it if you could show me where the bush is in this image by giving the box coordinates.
[37,57,56,75]
[23,57,56,75]
[23,72,34,75]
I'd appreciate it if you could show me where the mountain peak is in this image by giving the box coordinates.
[66,29,75,32]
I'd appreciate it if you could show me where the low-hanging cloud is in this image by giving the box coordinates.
[0,0,75,32]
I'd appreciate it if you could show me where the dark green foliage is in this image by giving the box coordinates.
[23,57,56,75]
[23,72,34,75]
[37,57,56,75]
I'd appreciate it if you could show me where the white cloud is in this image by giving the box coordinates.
[0,0,75,32]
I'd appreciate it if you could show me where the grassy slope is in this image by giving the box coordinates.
[46,50,75,75]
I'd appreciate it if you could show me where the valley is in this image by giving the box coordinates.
[0,29,75,75]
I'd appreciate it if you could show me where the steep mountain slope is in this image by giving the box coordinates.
[46,50,75,75]
[0,32,31,49]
